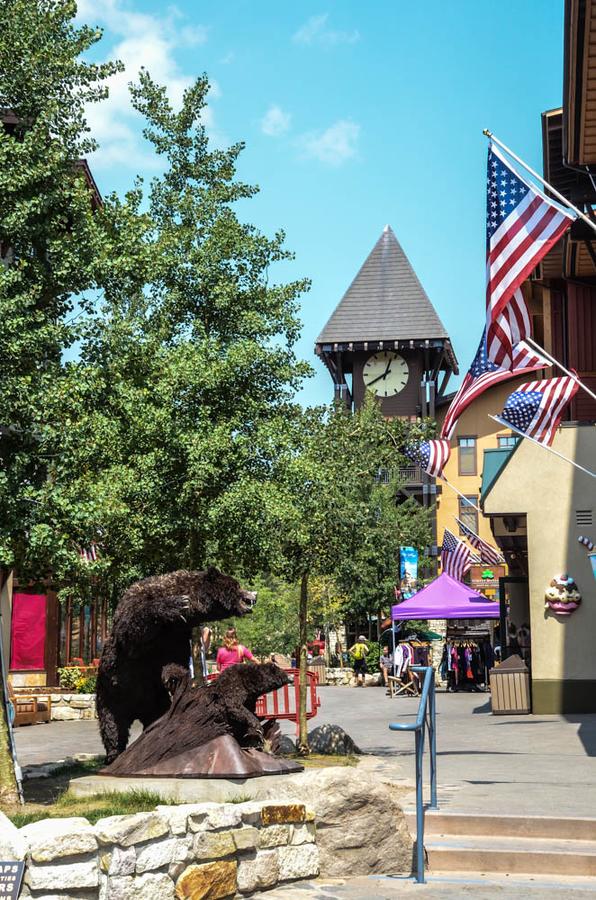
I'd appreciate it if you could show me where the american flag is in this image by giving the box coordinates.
[403,439,451,478]
[79,544,99,563]
[455,517,503,565]
[440,331,550,440]
[486,144,574,366]
[440,529,472,581]
[497,375,579,446]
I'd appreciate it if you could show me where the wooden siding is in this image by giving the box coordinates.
[567,282,596,419]
[565,0,596,165]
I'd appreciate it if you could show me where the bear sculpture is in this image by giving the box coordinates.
[103,662,296,777]
[96,567,255,763]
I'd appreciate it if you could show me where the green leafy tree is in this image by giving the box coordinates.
[213,399,431,752]
[23,67,311,603]
[0,0,120,804]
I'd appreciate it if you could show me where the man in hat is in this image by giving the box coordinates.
[348,635,369,687]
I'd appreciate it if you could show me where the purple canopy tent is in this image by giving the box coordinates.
[391,572,500,620]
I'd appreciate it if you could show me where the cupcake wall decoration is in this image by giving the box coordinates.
[544,574,582,616]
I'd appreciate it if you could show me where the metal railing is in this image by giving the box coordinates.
[388,665,437,884]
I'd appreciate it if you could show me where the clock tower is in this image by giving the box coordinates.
[315,225,458,420]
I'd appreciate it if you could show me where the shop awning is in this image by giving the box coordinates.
[391,572,500,620]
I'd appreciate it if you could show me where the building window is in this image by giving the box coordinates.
[458,437,477,475]
[459,496,478,536]
[497,434,518,449]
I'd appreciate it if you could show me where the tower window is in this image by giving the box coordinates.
[497,434,518,449]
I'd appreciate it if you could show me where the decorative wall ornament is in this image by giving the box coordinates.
[544,574,582,616]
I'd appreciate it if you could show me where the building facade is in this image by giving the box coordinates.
[480,0,596,713]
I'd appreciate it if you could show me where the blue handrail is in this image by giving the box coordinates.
[388,665,437,884]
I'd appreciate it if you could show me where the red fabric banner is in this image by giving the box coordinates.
[10,593,46,670]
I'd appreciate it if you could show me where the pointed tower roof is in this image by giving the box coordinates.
[317,225,450,344]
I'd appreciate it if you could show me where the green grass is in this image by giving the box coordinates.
[296,753,359,768]
[7,788,173,827]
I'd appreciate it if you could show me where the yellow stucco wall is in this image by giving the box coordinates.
[484,425,596,689]
[436,379,527,548]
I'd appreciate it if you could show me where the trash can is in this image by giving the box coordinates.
[489,653,531,715]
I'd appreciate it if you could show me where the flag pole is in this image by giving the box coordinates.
[523,336,596,403]
[453,515,504,561]
[483,129,596,238]
[437,475,482,512]
[489,415,596,478]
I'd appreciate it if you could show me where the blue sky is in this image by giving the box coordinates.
[76,0,565,405]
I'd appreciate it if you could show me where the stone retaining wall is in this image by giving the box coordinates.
[0,800,318,899]
[50,693,96,721]
[325,668,381,687]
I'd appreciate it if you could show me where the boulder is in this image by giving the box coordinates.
[307,724,361,756]
[254,765,412,876]
[20,816,97,862]
[277,735,297,756]
[0,810,26,860]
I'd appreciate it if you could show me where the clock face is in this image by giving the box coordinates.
[363,351,409,397]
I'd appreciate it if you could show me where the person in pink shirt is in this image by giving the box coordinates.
[216,627,255,672]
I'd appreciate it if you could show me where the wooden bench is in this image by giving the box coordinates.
[7,682,51,726]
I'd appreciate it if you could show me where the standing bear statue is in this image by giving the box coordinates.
[96,567,255,763]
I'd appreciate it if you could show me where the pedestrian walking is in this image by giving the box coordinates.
[348,635,369,687]
[216,627,255,672]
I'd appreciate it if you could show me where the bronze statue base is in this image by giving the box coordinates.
[100,734,304,779]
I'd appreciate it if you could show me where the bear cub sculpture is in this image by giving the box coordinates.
[96,567,255,763]
[104,662,291,776]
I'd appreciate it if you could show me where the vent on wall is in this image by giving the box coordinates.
[576,510,593,528]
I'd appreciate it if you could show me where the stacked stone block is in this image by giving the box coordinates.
[0,800,319,899]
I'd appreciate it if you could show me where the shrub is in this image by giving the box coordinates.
[57,667,82,690]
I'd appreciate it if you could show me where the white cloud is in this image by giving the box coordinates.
[261,105,291,138]
[74,0,220,170]
[293,13,359,47]
[299,120,360,166]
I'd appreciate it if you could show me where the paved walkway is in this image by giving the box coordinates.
[256,873,596,898]
[14,686,596,817]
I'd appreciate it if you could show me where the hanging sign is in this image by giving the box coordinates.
[399,547,418,598]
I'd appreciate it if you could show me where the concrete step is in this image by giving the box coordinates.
[425,834,596,877]
[406,811,596,841]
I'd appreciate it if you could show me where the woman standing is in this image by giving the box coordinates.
[216,627,255,672]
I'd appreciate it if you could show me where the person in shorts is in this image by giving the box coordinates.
[349,635,369,686]
[379,644,393,689]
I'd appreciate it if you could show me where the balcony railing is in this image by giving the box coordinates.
[398,465,424,485]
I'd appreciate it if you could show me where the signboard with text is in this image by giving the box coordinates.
[0,861,24,897]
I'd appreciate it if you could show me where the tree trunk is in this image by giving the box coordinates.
[0,570,20,805]
[297,572,309,755]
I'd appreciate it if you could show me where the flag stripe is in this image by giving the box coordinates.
[440,339,549,440]
[485,144,574,368]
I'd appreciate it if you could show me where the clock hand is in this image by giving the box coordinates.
[367,368,392,387]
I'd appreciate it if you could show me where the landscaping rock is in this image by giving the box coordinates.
[95,812,169,847]
[236,848,278,893]
[256,765,412,876]
[21,816,97,861]
[156,803,211,835]
[289,823,316,845]
[192,829,236,860]
[25,856,99,890]
[187,803,241,832]
[277,735,296,755]
[0,811,26,860]
[135,836,177,873]
[258,825,289,849]
[175,859,237,899]
[101,845,136,876]
[307,723,361,755]
[277,844,319,881]
[232,826,258,851]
